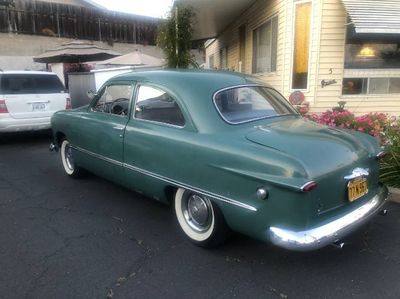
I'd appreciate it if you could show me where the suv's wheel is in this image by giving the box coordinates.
[174,188,231,248]
[60,139,83,178]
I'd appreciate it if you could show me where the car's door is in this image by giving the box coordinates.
[123,84,191,200]
[74,82,134,181]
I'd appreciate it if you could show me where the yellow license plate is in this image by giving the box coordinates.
[347,178,368,202]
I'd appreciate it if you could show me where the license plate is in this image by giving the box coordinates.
[32,102,46,111]
[347,178,368,202]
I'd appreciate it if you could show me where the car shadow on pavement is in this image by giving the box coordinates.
[0,130,52,145]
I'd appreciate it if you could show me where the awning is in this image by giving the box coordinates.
[181,0,255,40]
[98,50,164,67]
[342,0,400,34]
[33,40,121,63]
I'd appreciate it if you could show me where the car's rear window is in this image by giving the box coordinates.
[214,86,297,124]
[0,74,65,94]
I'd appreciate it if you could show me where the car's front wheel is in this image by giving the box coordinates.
[174,188,231,248]
[60,139,83,178]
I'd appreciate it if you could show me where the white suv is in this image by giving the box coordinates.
[0,71,71,132]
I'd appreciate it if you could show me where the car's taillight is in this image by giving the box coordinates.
[0,100,9,113]
[301,181,318,192]
[66,97,72,110]
[376,151,386,160]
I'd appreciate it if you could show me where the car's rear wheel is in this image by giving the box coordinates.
[174,188,230,248]
[60,139,83,178]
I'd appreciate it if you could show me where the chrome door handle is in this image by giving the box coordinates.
[113,126,124,131]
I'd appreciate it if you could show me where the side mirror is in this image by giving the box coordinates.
[87,90,96,100]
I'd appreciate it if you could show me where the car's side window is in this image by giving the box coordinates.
[92,84,132,116]
[134,85,185,126]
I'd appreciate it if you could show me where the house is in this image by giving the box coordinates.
[187,0,400,115]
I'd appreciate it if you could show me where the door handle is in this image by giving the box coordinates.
[113,126,124,131]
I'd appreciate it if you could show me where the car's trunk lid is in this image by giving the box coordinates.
[4,93,68,119]
[245,118,377,214]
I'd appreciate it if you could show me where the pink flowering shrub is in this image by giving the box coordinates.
[304,104,400,186]
[304,110,390,138]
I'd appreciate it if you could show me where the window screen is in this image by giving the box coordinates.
[135,85,185,126]
[252,16,278,73]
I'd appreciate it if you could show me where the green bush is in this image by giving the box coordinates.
[380,120,400,188]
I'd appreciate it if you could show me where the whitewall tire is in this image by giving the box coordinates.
[60,139,82,178]
[174,188,230,247]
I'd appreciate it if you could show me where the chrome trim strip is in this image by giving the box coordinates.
[71,145,123,167]
[343,167,369,180]
[71,145,257,212]
[269,186,388,251]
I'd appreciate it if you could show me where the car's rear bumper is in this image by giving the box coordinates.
[268,185,388,251]
[0,114,51,132]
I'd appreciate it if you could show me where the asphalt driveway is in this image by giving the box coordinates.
[1,132,400,299]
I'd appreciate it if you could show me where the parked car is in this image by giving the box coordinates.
[0,71,71,132]
[50,70,388,250]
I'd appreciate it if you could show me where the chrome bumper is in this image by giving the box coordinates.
[269,186,388,251]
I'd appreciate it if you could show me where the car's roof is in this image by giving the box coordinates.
[110,69,274,132]
[111,69,269,90]
[0,70,57,75]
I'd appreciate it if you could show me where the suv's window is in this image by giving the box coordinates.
[134,85,185,126]
[93,84,132,116]
[0,74,65,94]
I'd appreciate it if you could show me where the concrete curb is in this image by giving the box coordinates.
[389,187,400,204]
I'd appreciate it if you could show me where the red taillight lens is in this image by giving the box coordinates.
[301,181,318,192]
[66,97,72,110]
[376,151,386,160]
[0,100,9,113]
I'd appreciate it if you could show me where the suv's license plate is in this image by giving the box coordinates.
[348,178,368,202]
[32,103,46,111]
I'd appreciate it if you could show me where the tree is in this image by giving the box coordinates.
[157,2,195,68]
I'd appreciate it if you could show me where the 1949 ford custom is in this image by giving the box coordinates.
[50,70,388,250]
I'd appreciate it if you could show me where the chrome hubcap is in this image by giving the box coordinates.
[183,194,212,232]
[65,144,74,171]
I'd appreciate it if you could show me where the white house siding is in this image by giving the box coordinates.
[282,0,322,104]
[312,0,400,115]
[205,0,323,105]
[206,0,400,116]
[205,0,287,92]
[313,0,347,112]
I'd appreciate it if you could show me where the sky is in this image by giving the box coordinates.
[92,0,175,18]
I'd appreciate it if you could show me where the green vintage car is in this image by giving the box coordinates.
[50,70,388,250]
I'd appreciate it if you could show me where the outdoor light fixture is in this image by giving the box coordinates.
[357,46,376,58]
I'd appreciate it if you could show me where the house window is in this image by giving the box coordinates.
[345,22,400,69]
[252,16,278,74]
[220,47,228,69]
[292,1,312,90]
[342,78,400,95]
